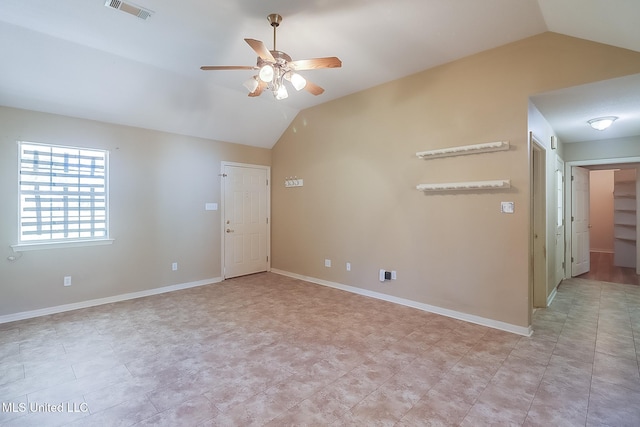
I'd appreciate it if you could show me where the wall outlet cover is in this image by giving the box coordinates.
[501,201,515,214]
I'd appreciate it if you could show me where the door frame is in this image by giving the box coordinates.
[564,156,640,280]
[530,132,547,309]
[555,157,566,287]
[220,161,271,279]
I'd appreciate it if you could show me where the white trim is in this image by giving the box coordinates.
[546,286,558,307]
[271,269,533,337]
[17,141,110,246]
[0,277,222,324]
[12,238,114,252]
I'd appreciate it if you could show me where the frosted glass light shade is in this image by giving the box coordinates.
[290,73,307,91]
[243,77,259,93]
[275,85,288,100]
[258,65,274,82]
[588,116,617,131]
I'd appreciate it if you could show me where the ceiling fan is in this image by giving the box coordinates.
[200,13,342,100]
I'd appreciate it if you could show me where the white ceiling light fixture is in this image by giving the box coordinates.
[587,116,618,131]
[258,64,274,83]
[200,14,341,100]
[242,77,259,93]
[288,72,307,91]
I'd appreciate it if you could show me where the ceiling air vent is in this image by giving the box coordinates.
[105,0,154,20]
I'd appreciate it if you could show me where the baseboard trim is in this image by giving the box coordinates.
[271,269,532,337]
[546,286,558,307]
[0,277,223,324]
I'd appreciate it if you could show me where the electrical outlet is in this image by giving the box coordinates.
[172,262,178,271]
[346,262,351,271]
[324,259,331,268]
[63,276,72,287]
[391,271,397,280]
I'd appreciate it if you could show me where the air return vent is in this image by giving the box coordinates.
[105,0,154,20]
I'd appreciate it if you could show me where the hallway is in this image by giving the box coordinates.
[532,276,640,425]
[577,251,639,286]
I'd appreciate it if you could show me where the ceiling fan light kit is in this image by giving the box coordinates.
[201,14,341,100]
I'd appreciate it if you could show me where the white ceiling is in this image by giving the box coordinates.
[1,0,639,148]
[531,73,640,144]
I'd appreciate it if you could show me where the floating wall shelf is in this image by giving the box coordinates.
[416,180,511,192]
[416,141,509,159]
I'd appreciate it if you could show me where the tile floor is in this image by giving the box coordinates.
[1,273,639,426]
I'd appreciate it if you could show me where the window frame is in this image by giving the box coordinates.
[11,141,113,252]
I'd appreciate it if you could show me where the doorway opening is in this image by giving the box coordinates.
[530,133,547,309]
[565,158,640,286]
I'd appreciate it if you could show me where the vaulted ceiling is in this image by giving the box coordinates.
[1,0,639,148]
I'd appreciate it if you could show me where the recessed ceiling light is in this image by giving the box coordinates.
[587,116,618,131]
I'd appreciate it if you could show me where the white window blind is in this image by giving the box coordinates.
[18,142,108,243]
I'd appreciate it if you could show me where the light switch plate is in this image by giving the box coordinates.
[501,201,515,214]
[205,203,218,211]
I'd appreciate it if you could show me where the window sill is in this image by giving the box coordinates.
[11,239,115,252]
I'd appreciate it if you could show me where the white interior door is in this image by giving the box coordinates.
[572,166,590,276]
[222,163,269,279]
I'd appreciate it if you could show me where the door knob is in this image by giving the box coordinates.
[226,228,234,233]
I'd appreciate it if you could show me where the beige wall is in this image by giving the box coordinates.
[0,107,270,316]
[271,32,640,329]
[590,170,615,253]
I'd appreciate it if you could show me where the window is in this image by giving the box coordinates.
[17,142,109,245]
[556,168,564,228]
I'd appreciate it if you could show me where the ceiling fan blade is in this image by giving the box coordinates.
[289,57,342,71]
[244,38,275,62]
[200,66,256,71]
[248,80,267,97]
[304,80,325,96]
